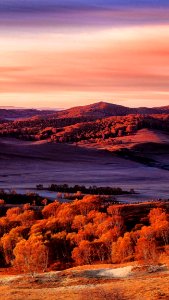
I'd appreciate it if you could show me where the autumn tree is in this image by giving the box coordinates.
[107,205,125,237]
[57,203,76,230]
[112,232,135,263]
[0,217,10,237]
[72,215,87,230]
[17,210,36,227]
[13,235,48,276]
[42,201,60,218]
[1,226,27,265]
[149,207,169,245]
[98,229,118,262]
[135,237,159,263]
[6,207,22,220]
[30,219,48,236]
[149,207,168,226]
[74,195,102,216]
[72,240,93,265]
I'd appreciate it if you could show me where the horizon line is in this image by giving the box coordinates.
[0,101,169,111]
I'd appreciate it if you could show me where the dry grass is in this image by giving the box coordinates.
[0,263,169,300]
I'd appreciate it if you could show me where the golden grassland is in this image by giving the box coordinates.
[0,262,169,300]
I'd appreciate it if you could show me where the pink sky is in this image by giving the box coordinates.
[0,20,169,108]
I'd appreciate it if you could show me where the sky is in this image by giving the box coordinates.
[0,0,169,109]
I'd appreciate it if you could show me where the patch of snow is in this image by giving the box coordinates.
[80,265,133,278]
[97,265,133,278]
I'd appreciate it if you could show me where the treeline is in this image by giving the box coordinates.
[0,116,96,141]
[51,114,169,144]
[0,190,48,207]
[37,184,134,196]
[0,114,169,143]
[0,195,169,275]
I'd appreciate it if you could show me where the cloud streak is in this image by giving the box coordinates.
[0,1,168,108]
[0,1,169,29]
[1,0,169,12]
[0,25,168,95]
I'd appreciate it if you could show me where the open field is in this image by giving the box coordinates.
[0,138,169,201]
[0,263,169,300]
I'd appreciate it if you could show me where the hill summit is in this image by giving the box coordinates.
[54,101,169,119]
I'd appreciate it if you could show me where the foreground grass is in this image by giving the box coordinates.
[0,263,169,300]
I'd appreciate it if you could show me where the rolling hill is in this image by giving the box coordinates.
[1,102,169,121]
[51,102,169,119]
[0,109,56,120]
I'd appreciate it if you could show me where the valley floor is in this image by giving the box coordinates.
[0,137,169,201]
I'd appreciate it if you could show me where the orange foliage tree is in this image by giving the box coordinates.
[112,232,135,263]
[72,240,93,265]
[135,237,159,263]
[42,201,60,218]
[149,207,169,245]
[1,226,27,265]
[13,235,48,276]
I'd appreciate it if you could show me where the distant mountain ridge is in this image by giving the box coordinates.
[0,108,56,120]
[0,102,169,120]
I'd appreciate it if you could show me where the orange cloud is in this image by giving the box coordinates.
[0,24,169,107]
